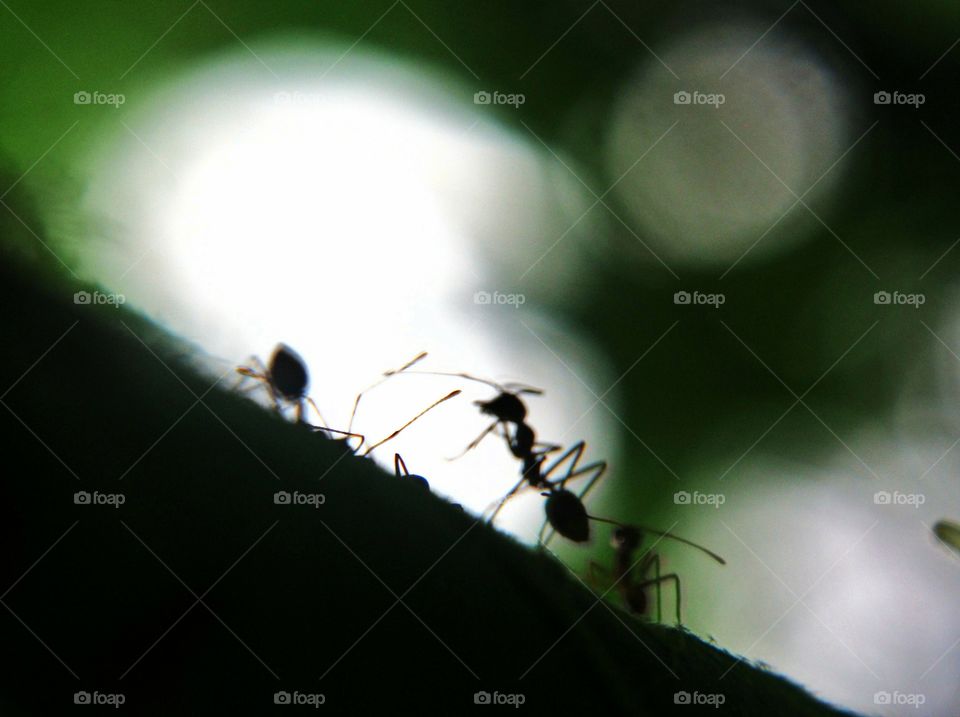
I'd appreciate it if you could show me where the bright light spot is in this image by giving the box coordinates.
[80,41,616,539]
[605,24,851,266]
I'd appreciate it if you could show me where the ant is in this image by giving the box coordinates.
[394,453,430,491]
[386,362,606,539]
[236,343,323,425]
[589,524,726,624]
[236,345,459,456]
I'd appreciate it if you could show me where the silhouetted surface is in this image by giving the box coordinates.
[0,254,856,714]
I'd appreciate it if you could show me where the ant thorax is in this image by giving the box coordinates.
[509,422,535,458]
[521,454,545,487]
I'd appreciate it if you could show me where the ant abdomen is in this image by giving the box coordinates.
[268,343,310,401]
[543,489,590,543]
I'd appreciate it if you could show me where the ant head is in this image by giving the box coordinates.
[543,489,590,543]
[475,392,527,424]
[393,453,430,491]
[403,474,431,491]
[612,525,641,551]
[269,344,309,400]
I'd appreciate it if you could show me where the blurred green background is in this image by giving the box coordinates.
[2,1,960,714]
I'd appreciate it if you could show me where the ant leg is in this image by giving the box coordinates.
[587,560,611,593]
[538,518,567,550]
[361,390,461,457]
[310,424,366,452]
[235,356,268,388]
[303,397,366,451]
[569,459,607,502]
[533,441,563,457]
[540,442,608,497]
[651,554,662,623]
[485,475,528,524]
[395,453,409,477]
[537,520,554,548]
[446,420,499,461]
[236,358,287,415]
[636,569,682,624]
[540,441,587,482]
[304,396,336,433]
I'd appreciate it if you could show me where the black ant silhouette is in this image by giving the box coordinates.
[385,362,606,540]
[589,524,725,623]
[237,346,459,456]
[236,343,324,425]
[394,453,430,491]
[487,440,607,545]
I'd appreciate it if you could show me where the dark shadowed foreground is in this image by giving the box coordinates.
[0,257,857,715]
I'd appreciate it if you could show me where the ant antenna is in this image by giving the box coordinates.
[361,390,461,457]
[588,517,726,565]
[393,369,543,396]
[346,352,429,435]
